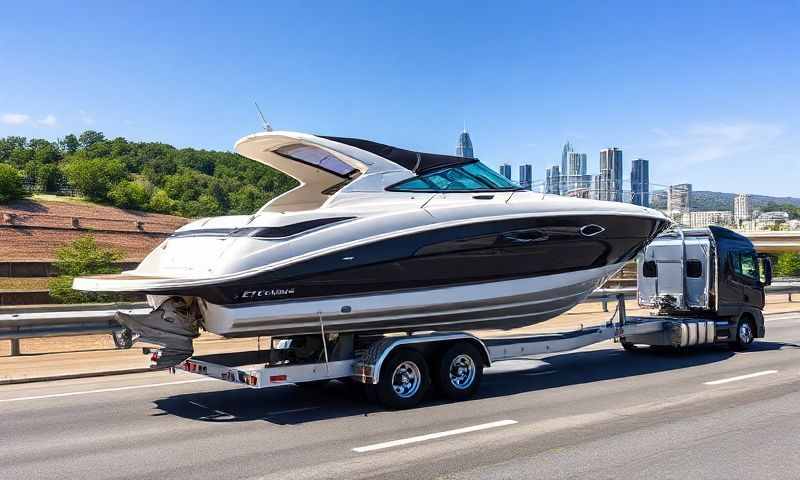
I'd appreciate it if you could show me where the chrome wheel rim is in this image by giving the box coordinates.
[739,322,753,344]
[449,354,476,390]
[391,361,422,399]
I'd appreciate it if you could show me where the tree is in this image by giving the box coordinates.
[61,155,127,201]
[78,130,106,149]
[147,189,176,213]
[0,163,27,203]
[48,236,124,304]
[61,134,79,154]
[108,180,149,210]
[32,141,61,164]
[230,185,270,214]
[774,253,800,278]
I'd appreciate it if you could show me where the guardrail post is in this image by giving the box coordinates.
[602,297,609,312]
[9,338,20,356]
[790,293,794,303]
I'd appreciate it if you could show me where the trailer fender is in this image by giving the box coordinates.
[355,333,491,385]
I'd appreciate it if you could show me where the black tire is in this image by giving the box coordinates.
[729,316,755,351]
[376,349,430,409]
[435,343,484,401]
[621,340,637,351]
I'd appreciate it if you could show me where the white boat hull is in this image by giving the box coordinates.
[198,262,624,337]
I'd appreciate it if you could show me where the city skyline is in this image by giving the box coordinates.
[0,2,797,196]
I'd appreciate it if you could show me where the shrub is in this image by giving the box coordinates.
[48,236,124,304]
[61,155,127,201]
[774,253,800,278]
[108,180,149,210]
[148,188,176,213]
[0,163,27,203]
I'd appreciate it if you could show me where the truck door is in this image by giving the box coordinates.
[727,250,765,310]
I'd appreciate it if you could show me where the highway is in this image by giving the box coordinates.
[1,311,799,480]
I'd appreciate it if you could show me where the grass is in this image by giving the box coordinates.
[30,193,96,206]
[0,277,51,291]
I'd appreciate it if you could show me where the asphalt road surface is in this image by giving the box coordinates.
[2,311,799,480]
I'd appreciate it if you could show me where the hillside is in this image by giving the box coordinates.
[651,190,800,211]
[0,130,296,218]
[0,197,188,261]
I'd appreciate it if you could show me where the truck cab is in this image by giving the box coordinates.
[637,225,771,347]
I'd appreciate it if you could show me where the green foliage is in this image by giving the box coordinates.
[78,130,106,149]
[61,155,127,201]
[48,236,125,304]
[761,202,800,220]
[774,253,800,278]
[108,180,150,210]
[0,130,296,217]
[0,163,27,203]
[230,184,272,214]
[147,188,176,213]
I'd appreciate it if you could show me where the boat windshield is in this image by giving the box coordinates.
[389,161,523,192]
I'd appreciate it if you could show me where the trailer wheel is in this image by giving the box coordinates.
[376,349,429,409]
[435,343,484,401]
[621,340,638,351]
[729,316,755,351]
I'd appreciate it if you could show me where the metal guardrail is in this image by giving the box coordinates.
[1,282,798,356]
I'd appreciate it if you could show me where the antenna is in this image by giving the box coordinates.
[254,101,272,132]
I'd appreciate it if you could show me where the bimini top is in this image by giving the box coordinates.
[319,136,476,174]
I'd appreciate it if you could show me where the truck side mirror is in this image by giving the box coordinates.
[758,254,773,286]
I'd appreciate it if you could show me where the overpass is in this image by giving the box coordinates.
[738,230,800,253]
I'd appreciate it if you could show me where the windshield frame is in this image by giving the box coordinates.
[386,160,525,193]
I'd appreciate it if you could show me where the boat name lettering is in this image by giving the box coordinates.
[241,288,296,299]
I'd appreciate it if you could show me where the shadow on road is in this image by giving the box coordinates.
[152,340,796,425]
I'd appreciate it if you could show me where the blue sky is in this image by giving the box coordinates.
[1,1,798,195]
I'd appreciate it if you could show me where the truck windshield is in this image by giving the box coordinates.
[389,161,523,192]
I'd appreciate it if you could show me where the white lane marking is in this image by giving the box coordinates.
[765,313,800,322]
[352,419,518,453]
[704,370,778,386]
[522,370,558,377]
[188,400,237,420]
[0,378,215,403]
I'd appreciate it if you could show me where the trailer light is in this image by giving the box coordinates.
[269,374,287,383]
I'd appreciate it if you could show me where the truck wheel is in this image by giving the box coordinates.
[376,349,429,409]
[435,343,484,401]
[730,317,755,351]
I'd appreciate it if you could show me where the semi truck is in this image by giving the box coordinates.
[167,226,771,409]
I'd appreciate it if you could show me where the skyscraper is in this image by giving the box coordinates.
[668,183,692,213]
[560,141,573,173]
[630,158,650,207]
[499,163,512,180]
[599,147,623,202]
[566,152,590,193]
[456,129,474,158]
[545,165,561,195]
[734,193,752,223]
[519,164,533,190]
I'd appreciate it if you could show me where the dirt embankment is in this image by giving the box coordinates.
[0,198,188,262]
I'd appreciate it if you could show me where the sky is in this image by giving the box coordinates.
[1,1,798,196]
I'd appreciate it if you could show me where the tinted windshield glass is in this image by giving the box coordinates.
[390,161,522,192]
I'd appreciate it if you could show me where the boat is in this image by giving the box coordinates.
[73,131,670,365]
